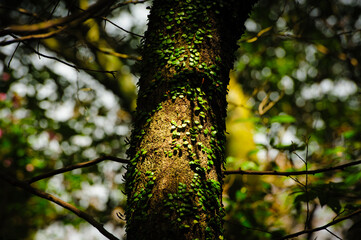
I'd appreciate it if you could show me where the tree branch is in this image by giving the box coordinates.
[87,41,141,60]
[240,29,361,43]
[0,0,116,37]
[0,27,67,46]
[0,5,41,20]
[18,39,118,75]
[0,0,147,45]
[109,0,150,11]
[258,91,284,115]
[61,2,145,38]
[278,208,361,239]
[0,172,120,240]
[26,155,129,184]
[223,159,361,176]
[101,16,144,38]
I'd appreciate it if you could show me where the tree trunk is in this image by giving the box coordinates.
[125,0,256,239]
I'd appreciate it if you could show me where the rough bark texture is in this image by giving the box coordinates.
[125,0,256,239]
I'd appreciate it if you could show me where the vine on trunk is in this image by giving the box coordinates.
[125,0,256,239]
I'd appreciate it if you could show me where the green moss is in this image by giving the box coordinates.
[125,0,232,238]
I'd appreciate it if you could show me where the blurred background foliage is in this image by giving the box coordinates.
[0,0,360,239]
[225,0,361,239]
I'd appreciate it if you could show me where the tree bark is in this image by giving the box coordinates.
[125,0,256,239]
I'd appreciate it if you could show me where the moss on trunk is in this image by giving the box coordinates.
[125,0,256,239]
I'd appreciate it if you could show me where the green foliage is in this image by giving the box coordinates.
[0,20,131,238]
[269,114,296,124]
[223,0,361,238]
[0,1,135,234]
[1,0,360,239]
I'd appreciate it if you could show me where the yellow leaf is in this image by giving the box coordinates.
[247,37,258,43]
[80,88,92,92]
[257,26,272,37]
[316,44,329,54]
[85,19,99,42]
[338,53,347,61]
[351,58,358,66]
[43,38,59,49]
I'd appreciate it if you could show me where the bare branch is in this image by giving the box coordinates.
[325,229,342,240]
[26,156,129,184]
[0,172,120,240]
[7,42,20,68]
[109,0,150,11]
[0,5,41,20]
[0,0,147,44]
[63,3,145,38]
[87,41,141,60]
[258,91,284,115]
[278,208,361,239]
[18,39,118,75]
[0,27,67,46]
[0,0,116,37]
[101,16,144,38]
[223,159,361,176]
[303,138,310,230]
[274,29,361,40]
[289,176,305,187]
[240,29,361,43]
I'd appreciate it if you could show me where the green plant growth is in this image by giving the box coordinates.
[124,0,255,239]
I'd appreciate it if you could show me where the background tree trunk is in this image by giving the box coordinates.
[125,0,256,239]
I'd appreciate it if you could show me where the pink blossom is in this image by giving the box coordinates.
[1,72,10,81]
[0,93,6,101]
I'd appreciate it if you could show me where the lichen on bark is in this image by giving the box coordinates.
[124,0,256,239]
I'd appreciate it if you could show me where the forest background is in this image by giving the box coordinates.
[0,0,361,239]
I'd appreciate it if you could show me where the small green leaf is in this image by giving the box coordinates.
[270,114,296,123]
[343,130,356,139]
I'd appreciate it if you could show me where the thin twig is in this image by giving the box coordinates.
[278,208,361,239]
[7,42,20,68]
[240,29,361,43]
[258,91,284,115]
[0,5,41,19]
[289,176,305,187]
[0,0,116,36]
[1,27,67,46]
[96,46,141,60]
[109,0,149,11]
[48,0,60,19]
[294,151,306,164]
[0,172,120,240]
[305,158,310,230]
[274,29,361,40]
[101,16,144,38]
[306,204,317,240]
[26,155,129,184]
[87,41,141,60]
[66,2,145,38]
[223,159,361,176]
[295,137,311,230]
[17,39,118,75]
[325,229,342,240]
